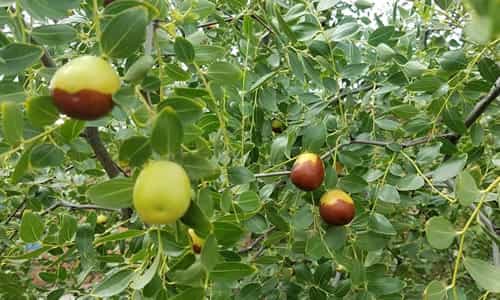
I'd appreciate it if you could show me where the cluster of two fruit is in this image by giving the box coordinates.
[291,153,356,226]
[49,56,193,224]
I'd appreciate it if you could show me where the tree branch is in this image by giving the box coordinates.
[465,77,500,127]
[41,201,118,216]
[447,76,500,143]
[255,170,291,178]
[83,127,121,178]
[328,83,377,105]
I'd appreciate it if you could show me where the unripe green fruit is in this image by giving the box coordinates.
[271,119,285,133]
[50,56,121,120]
[133,161,192,224]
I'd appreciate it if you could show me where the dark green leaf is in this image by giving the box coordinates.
[30,144,65,168]
[101,7,148,58]
[26,96,59,128]
[151,107,183,156]
[87,178,134,209]
[464,257,500,292]
[0,43,43,75]
[210,263,256,281]
[93,269,135,297]
[20,211,44,243]
[174,37,195,64]
[425,216,456,249]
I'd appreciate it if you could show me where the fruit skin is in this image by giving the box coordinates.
[50,56,120,120]
[96,215,108,224]
[133,161,192,225]
[290,153,325,191]
[271,119,285,133]
[188,228,205,254]
[319,189,355,225]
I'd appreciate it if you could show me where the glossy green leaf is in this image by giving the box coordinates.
[130,251,161,289]
[93,269,135,297]
[181,201,212,238]
[26,96,59,128]
[31,24,77,45]
[30,144,65,168]
[201,234,219,271]
[119,136,152,167]
[174,37,195,64]
[0,43,43,75]
[1,102,24,145]
[20,211,44,243]
[423,280,447,300]
[455,171,480,206]
[464,257,500,292]
[87,178,134,208]
[432,154,467,182]
[183,154,220,181]
[101,7,148,58]
[425,216,456,249]
[210,262,256,281]
[228,167,255,185]
[151,107,183,156]
[207,62,242,85]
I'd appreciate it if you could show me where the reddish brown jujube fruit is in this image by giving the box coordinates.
[319,189,356,226]
[290,153,324,191]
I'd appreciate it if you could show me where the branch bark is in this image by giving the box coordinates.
[83,127,121,178]
[464,77,500,128]
[447,76,500,143]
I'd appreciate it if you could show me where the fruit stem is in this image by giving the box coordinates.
[400,151,456,203]
[450,176,500,289]
[92,0,103,55]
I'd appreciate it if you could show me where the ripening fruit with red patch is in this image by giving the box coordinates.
[271,119,285,133]
[188,228,205,254]
[319,189,355,225]
[290,153,325,191]
[335,161,344,175]
[50,56,121,120]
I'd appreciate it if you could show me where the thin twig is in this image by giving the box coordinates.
[255,170,291,178]
[239,235,265,254]
[3,198,27,225]
[328,83,377,105]
[41,201,118,216]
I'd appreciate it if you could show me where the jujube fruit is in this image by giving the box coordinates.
[271,119,285,133]
[96,214,108,224]
[133,161,192,224]
[188,228,205,254]
[290,152,324,191]
[50,56,121,120]
[319,189,355,225]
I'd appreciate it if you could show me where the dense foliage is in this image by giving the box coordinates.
[0,0,499,299]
